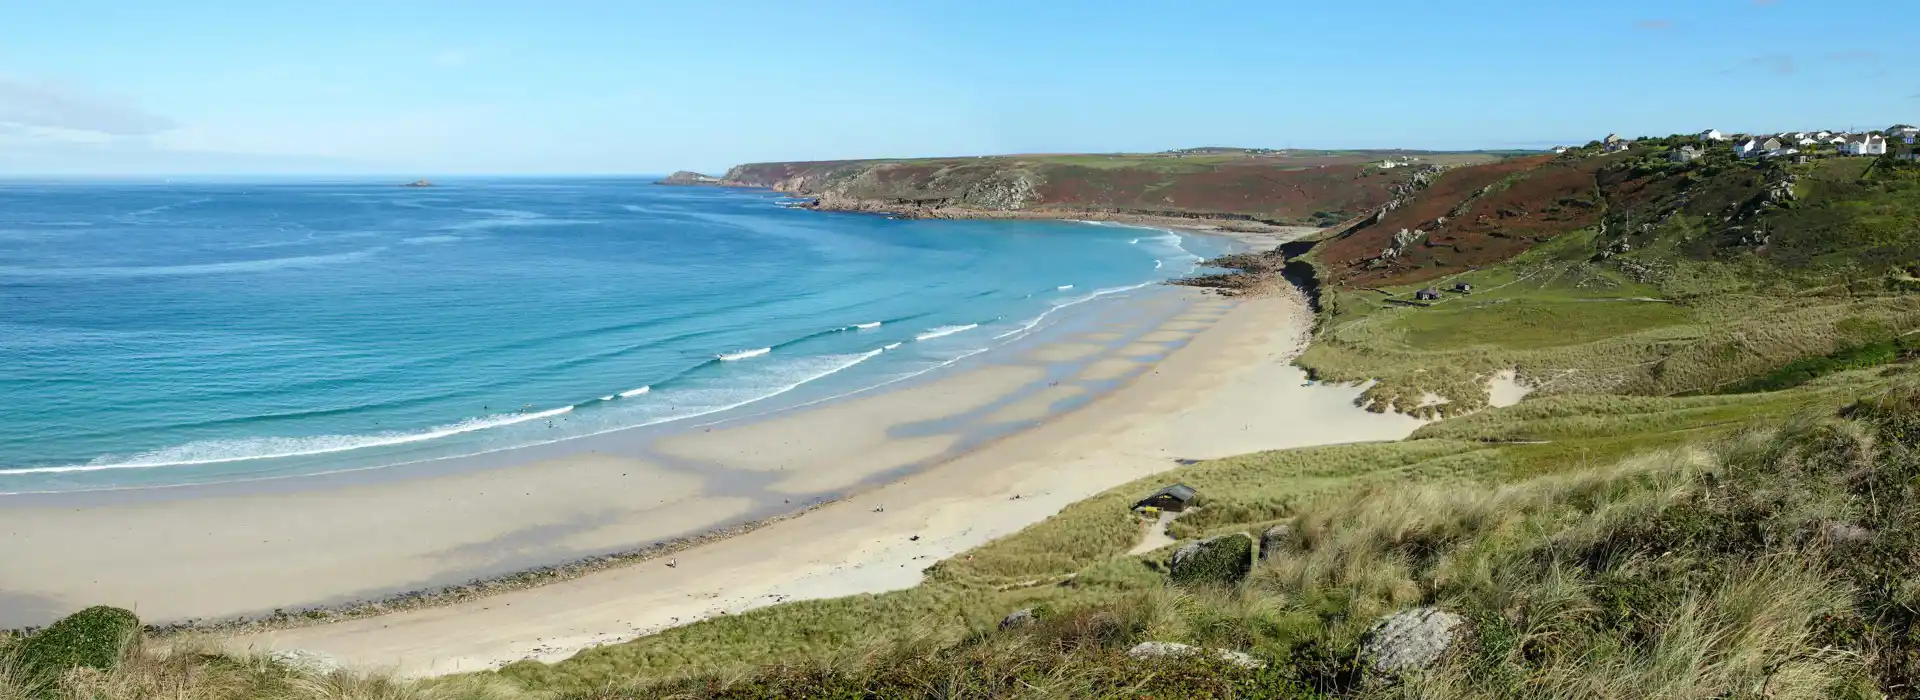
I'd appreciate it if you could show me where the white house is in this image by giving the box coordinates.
[1887,124,1917,138]
[1552,146,1570,154]
[1816,131,1833,139]
[1734,138,1761,158]
[1699,129,1726,142]
[1797,137,1817,146]
[1844,135,1888,156]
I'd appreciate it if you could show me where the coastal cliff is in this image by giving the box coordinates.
[701,152,1502,230]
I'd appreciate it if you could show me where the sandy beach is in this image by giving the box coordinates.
[201,287,1423,676]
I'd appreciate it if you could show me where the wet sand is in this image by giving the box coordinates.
[217,289,1425,676]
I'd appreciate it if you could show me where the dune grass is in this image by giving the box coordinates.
[521,378,1920,698]
[12,374,1916,698]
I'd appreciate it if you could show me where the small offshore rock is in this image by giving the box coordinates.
[998,608,1037,630]
[1361,607,1465,676]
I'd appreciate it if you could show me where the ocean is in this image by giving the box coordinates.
[0,177,1228,494]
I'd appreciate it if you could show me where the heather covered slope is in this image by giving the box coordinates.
[717,151,1503,226]
[1294,145,1920,416]
[1314,140,1920,289]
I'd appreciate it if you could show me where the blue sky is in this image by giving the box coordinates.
[0,0,1912,174]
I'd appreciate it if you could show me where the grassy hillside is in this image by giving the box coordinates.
[13,147,1920,699]
[717,151,1501,227]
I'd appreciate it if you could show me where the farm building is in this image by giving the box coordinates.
[1415,288,1441,301]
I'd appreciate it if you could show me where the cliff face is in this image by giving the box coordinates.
[712,154,1446,227]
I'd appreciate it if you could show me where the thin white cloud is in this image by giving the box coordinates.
[0,77,175,136]
[432,50,470,67]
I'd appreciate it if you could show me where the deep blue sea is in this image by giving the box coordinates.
[0,178,1226,494]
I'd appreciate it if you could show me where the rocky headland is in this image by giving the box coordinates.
[656,170,723,186]
[671,152,1492,233]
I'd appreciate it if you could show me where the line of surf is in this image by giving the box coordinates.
[7,406,578,475]
[994,282,1154,341]
[717,347,771,361]
[915,324,979,341]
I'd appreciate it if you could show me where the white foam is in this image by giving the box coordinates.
[13,406,577,475]
[717,347,772,361]
[618,386,652,398]
[915,324,978,341]
[883,342,903,350]
[853,321,882,329]
[0,249,383,279]
[1057,285,1075,290]
[1130,238,1141,244]
[994,282,1153,341]
[1155,260,1163,269]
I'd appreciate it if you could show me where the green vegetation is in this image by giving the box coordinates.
[19,143,1920,698]
[1168,534,1254,588]
[12,606,140,692]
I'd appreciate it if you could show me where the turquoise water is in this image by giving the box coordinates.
[0,178,1226,493]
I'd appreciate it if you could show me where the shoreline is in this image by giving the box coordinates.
[222,283,1424,676]
[0,283,1201,632]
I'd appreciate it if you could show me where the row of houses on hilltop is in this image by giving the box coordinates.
[1701,125,1916,160]
[1557,124,1918,162]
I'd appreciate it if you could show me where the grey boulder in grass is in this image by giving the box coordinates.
[1361,607,1465,676]
[1168,533,1253,587]
[16,606,140,680]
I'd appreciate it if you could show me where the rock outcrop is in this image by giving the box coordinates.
[1259,523,1294,561]
[998,608,1038,630]
[401,179,434,188]
[1169,533,1253,587]
[1126,641,1265,669]
[268,648,342,674]
[1360,607,1466,676]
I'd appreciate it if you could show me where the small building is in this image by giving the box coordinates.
[1668,145,1703,163]
[1551,146,1570,154]
[1415,288,1441,301]
[1797,137,1817,146]
[1452,282,1473,293]
[1816,130,1833,139]
[1733,138,1760,158]
[1760,137,1784,151]
[1698,128,1725,142]
[1845,135,1889,156]
[1134,484,1197,513]
[1887,124,1917,138]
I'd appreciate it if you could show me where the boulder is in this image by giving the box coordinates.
[1169,533,1253,587]
[1126,641,1264,669]
[1259,524,1294,561]
[1360,607,1465,676]
[16,606,141,681]
[268,648,342,674]
[998,608,1037,631]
